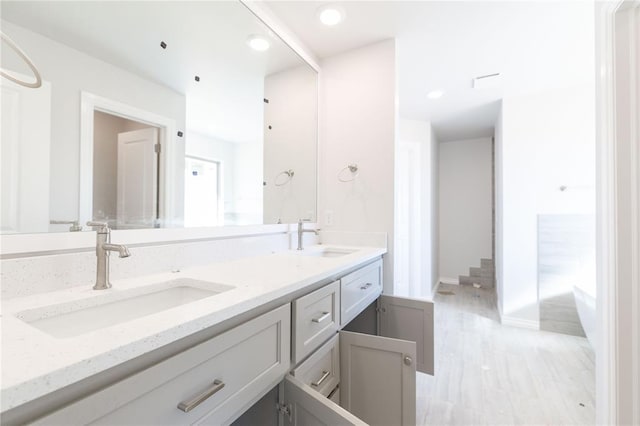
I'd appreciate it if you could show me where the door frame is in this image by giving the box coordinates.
[595,1,640,424]
[79,91,177,226]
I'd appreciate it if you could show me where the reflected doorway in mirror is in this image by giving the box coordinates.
[79,92,178,230]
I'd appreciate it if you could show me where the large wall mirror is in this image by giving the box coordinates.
[0,1,317,234]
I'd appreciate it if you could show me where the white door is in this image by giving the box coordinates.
[379,295,434,375]
[339,331,416,426]
[116,127,158,228]
[0,77,51,233]
[184,157,221,227]
[283,376,366,426]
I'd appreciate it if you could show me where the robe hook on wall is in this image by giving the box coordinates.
[338,164,359,182]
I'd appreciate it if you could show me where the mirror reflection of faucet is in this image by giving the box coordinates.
[297,219,320,251]
[87,221,131,290]
[49,220,83,232]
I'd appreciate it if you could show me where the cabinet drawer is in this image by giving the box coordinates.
[340,260,382,326]
[292,280,340,364]
[35,304,291,426]
[291,334,339,397]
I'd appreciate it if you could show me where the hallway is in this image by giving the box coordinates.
[418,284,595,425]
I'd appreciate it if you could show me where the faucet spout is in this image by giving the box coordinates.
[102,243,131,258]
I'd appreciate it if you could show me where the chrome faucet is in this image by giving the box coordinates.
[297,219,319,250]
[87,221,131,290]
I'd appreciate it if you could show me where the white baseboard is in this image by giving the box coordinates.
[439,276,458,285]
[501,315,539,330]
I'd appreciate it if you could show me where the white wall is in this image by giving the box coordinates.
[438,137,492,282]
[497,85,596,325]
[395,118,438,298]
[319,40,396,293]
[233,143,263,225]
[263,65,318,224]
[1,20,186,224]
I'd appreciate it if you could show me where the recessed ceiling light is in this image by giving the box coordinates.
[317,5,345,26]
[246,35,270,51]
[427,90,444,99]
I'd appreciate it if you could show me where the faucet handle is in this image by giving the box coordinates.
[86,221,110,234]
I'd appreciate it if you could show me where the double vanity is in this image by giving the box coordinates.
[1,244,433,425]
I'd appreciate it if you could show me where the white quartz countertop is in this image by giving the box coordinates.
[0,245,385,412]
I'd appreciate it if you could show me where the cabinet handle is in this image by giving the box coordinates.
[311,370,331,387]
[177,379,225,412]
[312,311,331,323]
[360,282,373,290]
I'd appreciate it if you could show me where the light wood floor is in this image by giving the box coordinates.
[417,283,595,425]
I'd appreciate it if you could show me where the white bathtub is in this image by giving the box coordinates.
[573,284,596,348]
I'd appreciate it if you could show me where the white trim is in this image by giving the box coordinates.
[79,92,177,226]
[595,3,620,424]
[594,1,640,424]
[627,6,640,423]
[500,315,539,331]
[438,276,459,285]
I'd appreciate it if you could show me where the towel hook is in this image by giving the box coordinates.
[274,169,294,186]
[1,32,42,88]
[338,164,359,182]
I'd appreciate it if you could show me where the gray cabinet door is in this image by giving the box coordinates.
[283,376,366,426]
[379,295,434,375]
[339,331,416,426]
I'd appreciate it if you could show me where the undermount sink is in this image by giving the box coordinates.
[297,247,357,258]
[16,278,234,339]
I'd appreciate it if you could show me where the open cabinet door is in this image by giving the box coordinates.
[339,331,416,426]
[283,376,366,426]
[379,295,434,375]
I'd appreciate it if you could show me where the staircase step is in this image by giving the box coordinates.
[469,267,482,277]
[459,275,482,286]
[481,258,495,269]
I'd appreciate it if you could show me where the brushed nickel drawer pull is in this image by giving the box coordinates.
[360,282,373,290]
[312,311,331,323]
[311,370,330,387]
[177,379,225,412]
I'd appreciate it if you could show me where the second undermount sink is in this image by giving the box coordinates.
[297,247,357,258]
[16,278,234,339]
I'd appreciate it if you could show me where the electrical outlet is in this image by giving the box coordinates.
[325,210,334,227]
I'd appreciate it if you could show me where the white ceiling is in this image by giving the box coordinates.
[265,1,596,141]
[1,1,309,143]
